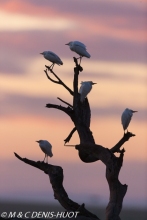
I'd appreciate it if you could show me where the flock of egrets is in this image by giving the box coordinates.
[37,40,137,163]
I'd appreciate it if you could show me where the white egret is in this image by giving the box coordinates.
[65,41,90,64]
[40,51,63,70]
[79,81,96,102]
[36,140,53,163]
[121,108,137,133]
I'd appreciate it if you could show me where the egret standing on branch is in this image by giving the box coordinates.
[121,108,137,133]
[79,81,97,102]
[36,140,53,163]
[65,41,91,64]
[40,51,63,70]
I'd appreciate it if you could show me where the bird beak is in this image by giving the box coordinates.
[65,43,69,45]
[133,111,138,113]
[92,83,97,85]
[40,52,43,55]
[36,141,39,143]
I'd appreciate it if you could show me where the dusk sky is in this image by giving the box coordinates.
[0,0,147,208]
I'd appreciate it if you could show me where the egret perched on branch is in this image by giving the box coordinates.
[36,140,53,163]
[121,108,137,133]
[40,51,63,70]
[79,81,96,102]
[65,41,91,64]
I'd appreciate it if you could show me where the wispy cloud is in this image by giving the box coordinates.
[0,0,146,43]
[0,92,146,122]
[0,11,76,31]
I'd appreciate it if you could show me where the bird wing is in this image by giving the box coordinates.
[79,82,92,102]
[45,147,53,157]
[79,83,84,94]
[47,51,63,65]
[73,41,86,49]
[73,41,90,58]
[40,140,53,157]
[44,141,53,157]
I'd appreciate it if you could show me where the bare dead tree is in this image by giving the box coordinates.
[15,58,135,220]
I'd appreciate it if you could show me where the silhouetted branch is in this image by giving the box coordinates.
[64,127,77,144]
[57,97,73,108]
[106,148,127,219]
[45,65,74,96]
[111,131,135,153]
[75,143,127,219]
[73,57,83,72]
[44,69,59,84]
[46,103,73,116]
[14,153,99,220]
[73,63,80,108]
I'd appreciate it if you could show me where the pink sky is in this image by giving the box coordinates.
[0,0,147,208]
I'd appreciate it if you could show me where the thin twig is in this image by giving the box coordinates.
[45,65,74,96]
[64,127,77,144]
[57,97,73,108]
[46,103,73,116]
[64,145,76,147]
[44,69,59,84]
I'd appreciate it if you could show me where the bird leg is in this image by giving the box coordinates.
[50,63,55,70]
[45,154,49,164]
[47,63,55,71]
[43,154,46,162]
[79,56,82,65]
[75,56,82,65]
[124,129,129,135]
[123,129,128,135]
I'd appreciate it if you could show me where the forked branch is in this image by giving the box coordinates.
[46,103,73,117]
[45,66,74,96]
